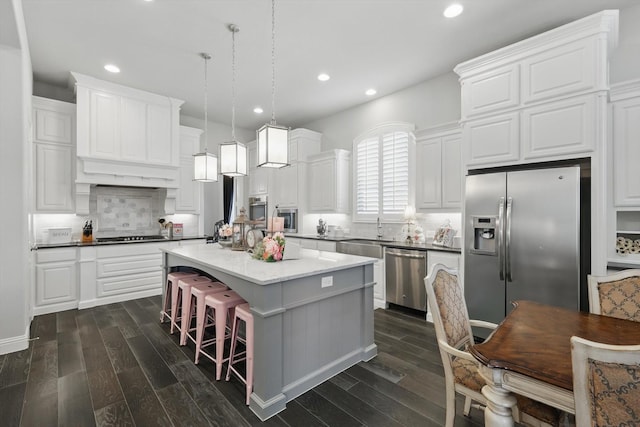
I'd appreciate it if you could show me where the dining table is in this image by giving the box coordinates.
[469,300,640,427]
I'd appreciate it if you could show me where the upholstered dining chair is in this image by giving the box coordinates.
[571,336,640,426]
[587,269,640,321]
[425,263,561,427]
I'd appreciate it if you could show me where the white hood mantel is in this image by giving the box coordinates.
[71,72,184,215]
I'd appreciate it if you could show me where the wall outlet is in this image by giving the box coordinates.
[321,276,333,288]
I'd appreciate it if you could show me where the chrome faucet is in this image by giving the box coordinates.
[377,217,383,239]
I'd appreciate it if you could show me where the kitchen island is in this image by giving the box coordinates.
[161,244,378,420]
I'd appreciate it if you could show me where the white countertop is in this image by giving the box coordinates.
[162,244,375,285]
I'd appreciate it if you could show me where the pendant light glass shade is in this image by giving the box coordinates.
[220,142,247,176]
[193,151,218,182]
[194,52,218,182]
[257,123,288,168]
[257,0,289,169]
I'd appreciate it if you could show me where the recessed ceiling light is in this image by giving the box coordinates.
[104,64,120,73]
[443,4,463,18]
[253,107,264,114]
[317,73,330,82]
[365,88,377,96]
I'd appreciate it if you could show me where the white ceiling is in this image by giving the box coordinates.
[22,0,638,130]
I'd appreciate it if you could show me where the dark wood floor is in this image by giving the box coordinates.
[0,296,488,426]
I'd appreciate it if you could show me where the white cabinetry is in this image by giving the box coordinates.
[288,237,336,252]
[611,80,640,207]
[373,258,385,310]
[72,72,184,207]
[34,248,78,315]
[416,124,462,210]
[32,96,75,212]
[308,149,350,213]
[175,126,203,213]
[455,10,617,169]
[247,141,271,197]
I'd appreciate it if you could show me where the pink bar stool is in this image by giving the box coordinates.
[180,281,228,346]
[225,303,254,405]
[171,276,212,334]
[196,290,246,380]
[160,271,199,323]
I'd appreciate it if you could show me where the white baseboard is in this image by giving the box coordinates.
[33,300,79,316]
[373,299,388,310]
[0,324,30,355]
[78,288,162,310]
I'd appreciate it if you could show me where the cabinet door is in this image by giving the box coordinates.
[34,107,73,144]
[373,258,385,308]
[308,158,335,211]
[36,261,77,307]
[147,103,172,165]
[461,64,520,118]
[35,143,74,212]
[120,97,147,162]
[464,112,519,167]
[416,137,442,209]
[441,134,462,208]
[317,240,336,252]
[613,97,640,206]
[176,157,200,213]
[90,90,120,158]
[248,166,270,196]
[272,164,298,208]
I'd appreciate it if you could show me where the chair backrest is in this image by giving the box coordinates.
[425,263,473,351]
[571,336,640,426]
[587,269,640,321]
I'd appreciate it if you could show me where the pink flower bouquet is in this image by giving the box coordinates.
[253,232,285,262]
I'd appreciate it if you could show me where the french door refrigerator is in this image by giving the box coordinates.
[464,166,581,337]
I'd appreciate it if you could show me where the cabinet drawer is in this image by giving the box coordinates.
[36,248,77,263]
[97,253,161,278]
[98,271,162,297]
[96,242,166,258]
[317,241,336,252]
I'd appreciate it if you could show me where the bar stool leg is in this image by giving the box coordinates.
[245,314,254,405]
[225,315,240,381]
[194,305,210,364]
[214,306,233,380]
[170,281,182,334]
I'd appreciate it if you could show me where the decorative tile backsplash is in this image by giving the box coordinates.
[97,194,153,231]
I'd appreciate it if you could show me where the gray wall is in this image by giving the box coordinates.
[0,0,31,353]
[611,4,640,84]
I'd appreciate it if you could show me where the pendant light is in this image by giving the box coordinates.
[220,24,247,177]
[256,0,289,169]
[193,52,218,182]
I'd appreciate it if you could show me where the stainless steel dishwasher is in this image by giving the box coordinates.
[385,247,427,311]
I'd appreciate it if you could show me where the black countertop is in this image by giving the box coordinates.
[32,235,209,250]
[286,233,461,253]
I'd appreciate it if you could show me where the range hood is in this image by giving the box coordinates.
[71,72,184,215]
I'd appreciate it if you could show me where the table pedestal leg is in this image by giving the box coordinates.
[482,383,517,427]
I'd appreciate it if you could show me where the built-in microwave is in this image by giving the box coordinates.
[248,196,267,229]
[276,208,298,234]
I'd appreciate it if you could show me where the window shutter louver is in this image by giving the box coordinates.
[382,132,409,215]
[355,137,379,215]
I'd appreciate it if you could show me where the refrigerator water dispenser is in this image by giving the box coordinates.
[471,216,496,255]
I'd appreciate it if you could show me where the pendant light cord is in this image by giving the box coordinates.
[202,53,210,152]
[271,0,277,125]
[231,27,237,142]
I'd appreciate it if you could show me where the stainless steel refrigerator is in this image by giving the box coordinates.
[464,166,583,337]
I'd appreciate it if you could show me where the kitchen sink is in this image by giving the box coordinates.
[336,239,392,259]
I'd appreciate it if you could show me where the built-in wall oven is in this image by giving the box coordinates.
[248,196,267,229]
[276,208,298,234]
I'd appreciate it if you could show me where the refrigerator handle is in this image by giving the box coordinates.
[506,196,513,282]
[497,197,505,281]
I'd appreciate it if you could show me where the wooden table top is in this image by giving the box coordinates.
[469,300,640,390]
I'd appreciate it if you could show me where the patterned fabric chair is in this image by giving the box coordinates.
[571,336,640,426]
[425,263,561,427]
[587,269,640,321]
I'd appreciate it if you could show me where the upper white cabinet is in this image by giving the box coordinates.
[32,96,75,213]
[416,124,462,210]
[175,126,203,213]
[269,129,321,209]
[308,149,350,213]
[247,141,271,197]
[455,10,618,168]
[611,79,640,207]
[72,72,184,193]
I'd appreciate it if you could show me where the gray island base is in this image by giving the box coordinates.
[161,245,378,420]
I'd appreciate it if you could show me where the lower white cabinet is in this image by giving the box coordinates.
[34,248,78,315]
[373,258,386,310]
[292,238,337,252]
